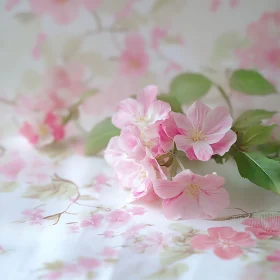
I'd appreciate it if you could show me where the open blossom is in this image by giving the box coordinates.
[242,216,280,239]
[80,214,104,229]
[172,101,236,161]
[114,149,165,201]
[191,227,255,260]
[119,33,149,76]
[154,170,229,220]
[112,85,171,130]
[20,112,65,147]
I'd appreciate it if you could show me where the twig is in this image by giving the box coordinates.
[174,154,185,171]
[215,84,233,117]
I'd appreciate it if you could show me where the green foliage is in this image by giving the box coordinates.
[241,124,276,147]
[170,73,212,104]
[85,118,120,156]
[233,110,276,131]
[234,151,280,194]
[230,69,277,95]
[157,94,183,113]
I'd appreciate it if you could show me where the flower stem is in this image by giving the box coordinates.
[215,84,233,117]
[175,154,185,171]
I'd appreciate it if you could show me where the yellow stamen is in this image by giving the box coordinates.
[185,184,200,199]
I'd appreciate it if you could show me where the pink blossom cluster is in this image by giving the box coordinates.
[105,85,237,220]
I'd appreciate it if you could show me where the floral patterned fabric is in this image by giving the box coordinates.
[1,1,280,279]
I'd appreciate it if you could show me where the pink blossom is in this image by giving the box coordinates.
[112,85,171,130]
[151,27,168,49]
[267,250,280,272]
[81,214,104,229]
[122,224,146,239]
[164,62,183,74]
[102,247,119,258]
[210,0,221,12]
[5,0,20,11]
[29,0,100,25]
[32,33,47,60]
[242,216,280,239]
[104,127,146,166]
[0,152,25,180]
[172,101,236,161]
[114,150,165,201]
[106,210,131,228]
[154,170,229,220]
[78,258,101,270]
[44,271,63,280]
[69,224,79,234]
[119,34,149,76]
[20,111,65,147]
[22,208,45,225]
[127,206,145,216]
[191,227,256,260]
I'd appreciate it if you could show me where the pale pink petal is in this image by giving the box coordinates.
[208,227,237,239]
[203,107,233,136]
[137,85,158,113]
[162,192,201,220]
[174,135,192,152]
[199,188,229,218]
[214,245,243,260]
[242,218,264,228]
[267,250,280,262]
[83,0,101,10]
[187,101,211,130]
[194,174,225,191]
[104,137,126,166]
[172,112,192,131]
[211,130,237,155]
[147,100,171,124]
[19,123,39,145]
[112,98,140,128]
[158,124,173,152]
[185,146,198,160]
[190,234,217,250]
[154,179,185,199]
[230,232,256,247]
[162,114,180,138]
[245,227,270,239]
[193,142,213,161]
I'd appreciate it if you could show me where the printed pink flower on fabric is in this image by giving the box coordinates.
[191,227,255,260]
[154,170,229,220]
[20,112,65,147]
[172,101,236,161]
[106,210,131,228]
[114,149,166,201]
[127,206,145,216]
[0,152,25,180]
[242,216,280,239]
[112,85,171,130]
[102,247,119,258]
[122,224,146,239]
[22,208,45,225]
[151,27,168,49]
[78,258,101,270]
[80,214,104,229]
[267,250,280,273]
[119,33,149,76]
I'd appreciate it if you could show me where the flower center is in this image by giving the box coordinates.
[129,57,141,68]
[39,124,50,137]
[139,169,147,180]
[185,184,200,199]
[218,238,233,249]
[136,115,149,125]
[190,129,207,142]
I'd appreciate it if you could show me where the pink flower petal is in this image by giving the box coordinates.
[199,187,230,218]
[147,100,171,124]
[203,107,233,136]
[208,227,237,239]
[190,234,217,250]
[186,101,211,130]
[211,130,237,156]
[230,232,256,247]
[162,192,201,220]
[172,112,192,131]
[154,179,185,199]
[214,245,243,260]
[137,85,158,113]
[174,135,192,152]
[193,142,213,161]
[194,174,225,190]
[19,122,39,145]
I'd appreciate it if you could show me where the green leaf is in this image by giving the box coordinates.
[258,142,280,156]
[157,94,183,113]
[160,246,193,266]
[170,73,212,104]
[15,12,36,23]
[85,118,120,156]
[168,223,192,233]
[146,263,188,280]
[233,110,276,131]
[0,182,18,192]
[234,151,280,194]
[230,69,277,95]
[241,124,276,147]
